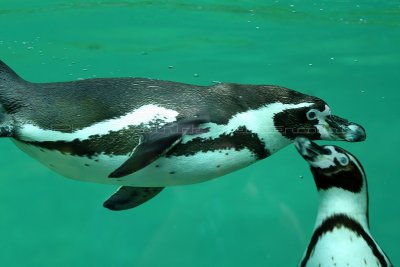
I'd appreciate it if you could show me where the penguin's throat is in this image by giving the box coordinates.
[315,188,369,228]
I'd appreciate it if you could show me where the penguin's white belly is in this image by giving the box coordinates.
[13,140,257,186]
[304,228,381,267]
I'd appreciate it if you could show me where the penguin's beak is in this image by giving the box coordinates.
[324,115,366,142]
[294,137,327,161]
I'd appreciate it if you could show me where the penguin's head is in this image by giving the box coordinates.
[273,99,366,142]
[294,137,365,193]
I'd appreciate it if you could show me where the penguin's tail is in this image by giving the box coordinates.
[0,125,14,137]
[0,60,24,138]
[0,60,25,84]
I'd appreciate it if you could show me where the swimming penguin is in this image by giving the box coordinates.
[294,137,392,267]
[0,60,366,210]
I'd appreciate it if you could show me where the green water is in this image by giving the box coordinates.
[0,1,399,266]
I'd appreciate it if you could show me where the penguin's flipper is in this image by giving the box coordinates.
[108,117,209,178]
[103,186,164,211]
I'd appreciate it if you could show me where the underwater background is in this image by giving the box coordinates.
[0,1,399,266]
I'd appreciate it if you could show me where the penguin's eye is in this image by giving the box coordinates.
[338,156,349,166]
[323,148,332,155]
[306,110,317,120]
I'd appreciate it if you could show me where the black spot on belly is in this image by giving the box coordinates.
[84,163,90,167]
[155,165,160,168]
[217,165,220,168]
[169,126,269,160]
[169,171,175,175]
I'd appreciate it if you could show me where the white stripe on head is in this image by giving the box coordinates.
[308,146,348,169]
[312,105,332,140]
[347,153,366,179]
[18,104,179,142]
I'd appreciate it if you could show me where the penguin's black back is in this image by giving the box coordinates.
[21,78,207,131]
[12,77,318,132]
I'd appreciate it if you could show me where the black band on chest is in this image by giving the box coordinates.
[300,214,390,267]
[168,126,270,159]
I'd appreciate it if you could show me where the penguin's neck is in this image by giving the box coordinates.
[314,186,369,230]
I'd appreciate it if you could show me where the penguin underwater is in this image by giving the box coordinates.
[295,137,392,267]
[0,60,366,210]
